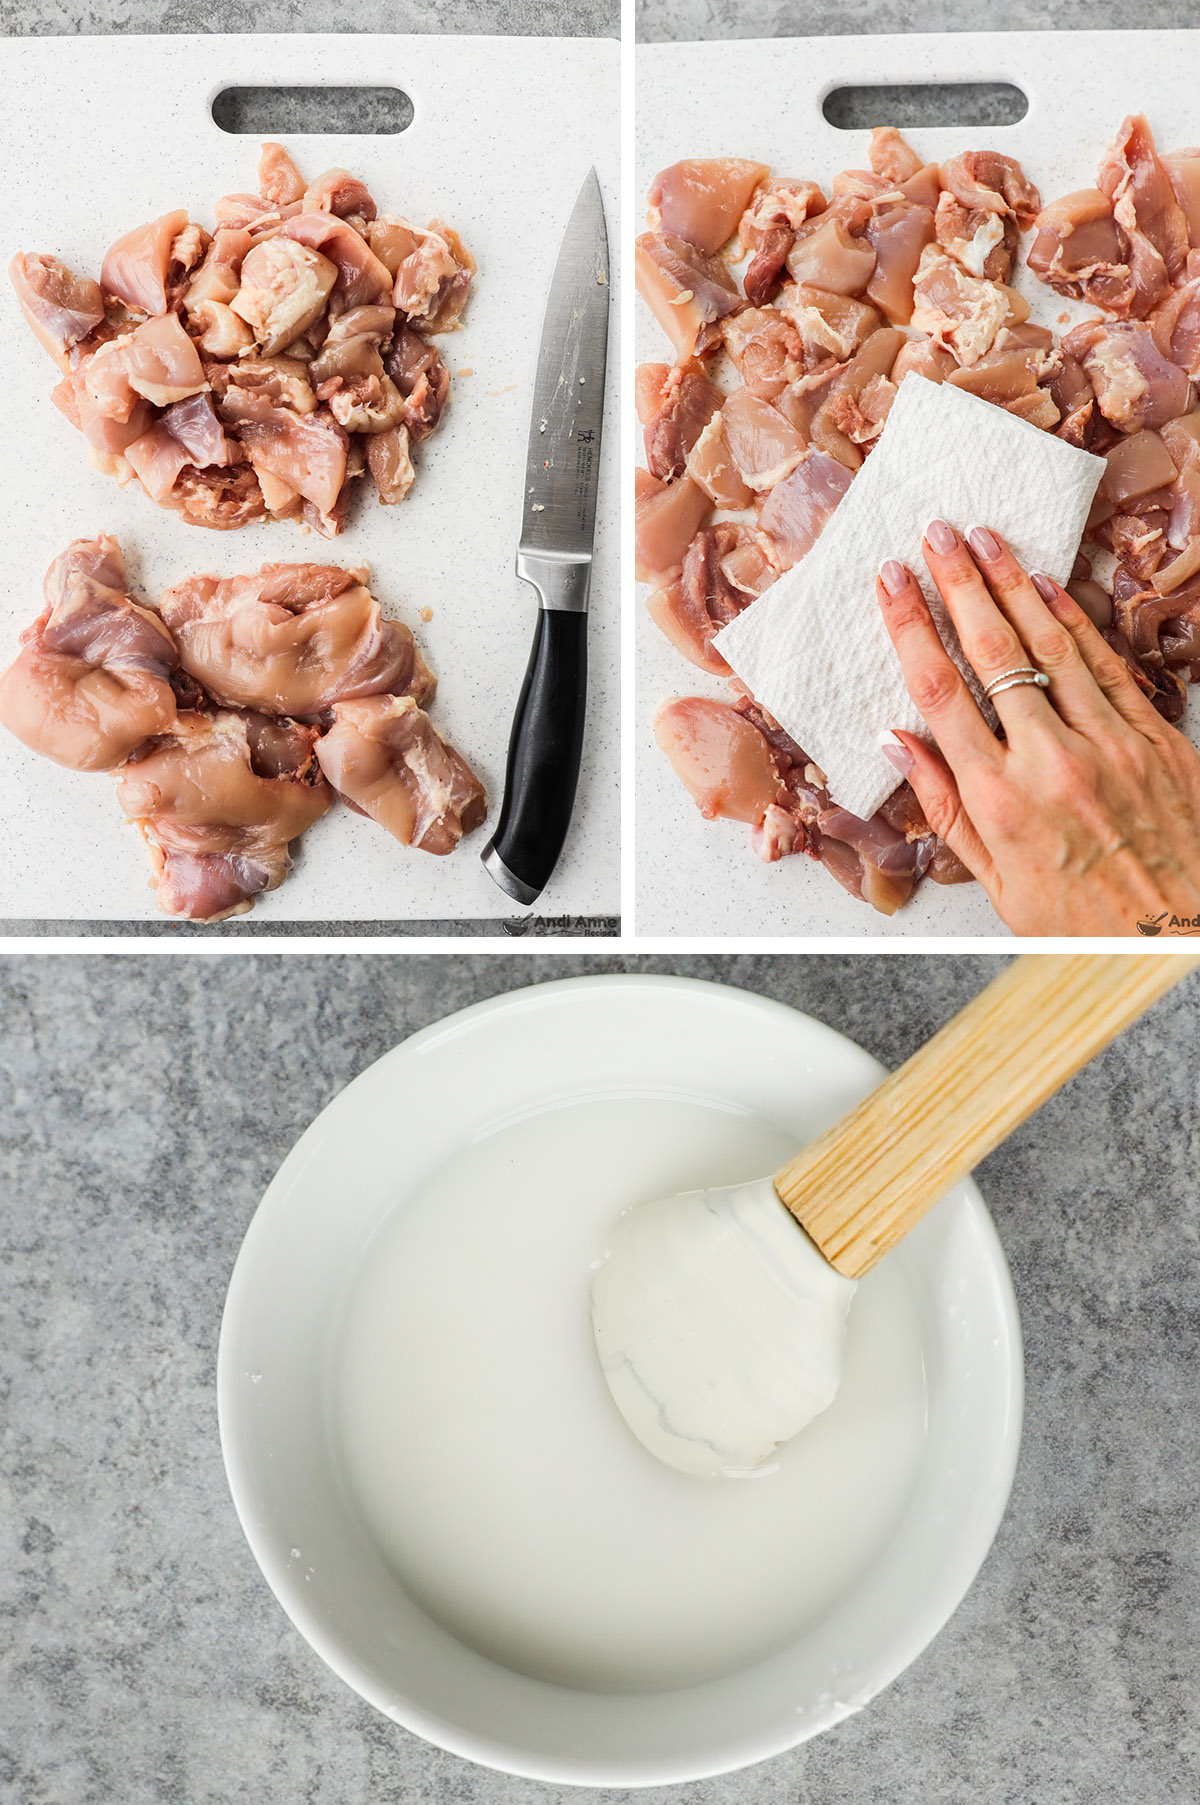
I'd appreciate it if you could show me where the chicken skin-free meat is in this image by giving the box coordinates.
[9,253,104,370]
[11,143,471,533]
[647,158,771,255]
[757,450,854,569]
[1027,189,1136,314]
[116,709,332,921]
[315,695,485,854]
[101,210,192,316]
[635,233,743,362]
[738,178,826,306]
[642,368,723,481]
[1063,319,1191,432]
[0,535,177,770]
[1098,114,1190,312]
[158,563,433,718]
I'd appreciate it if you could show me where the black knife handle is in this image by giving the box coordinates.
[482,607,588,905]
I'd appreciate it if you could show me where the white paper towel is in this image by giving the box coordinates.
[714,375,1105,822]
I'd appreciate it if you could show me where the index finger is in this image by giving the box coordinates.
[876,559,1005,774]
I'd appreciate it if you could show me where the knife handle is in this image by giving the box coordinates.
[482,605,588,905]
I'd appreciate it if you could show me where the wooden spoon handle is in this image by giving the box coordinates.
[775,953,1199,1278]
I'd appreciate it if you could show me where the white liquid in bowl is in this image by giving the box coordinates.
[334,1094,928,1693]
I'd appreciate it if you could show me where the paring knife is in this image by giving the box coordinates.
[481,169,609,907]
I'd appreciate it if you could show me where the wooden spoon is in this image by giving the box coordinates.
[591,954,1199,1478]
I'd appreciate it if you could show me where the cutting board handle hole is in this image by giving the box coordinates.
[823,82,1028,131]
[211,87,414,135]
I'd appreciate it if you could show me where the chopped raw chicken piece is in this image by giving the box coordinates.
[635,471,711,582]
[1102,430,1178,505]
[384,326,449,441]
[738,178,825,306]
[304,167,377,221]
[720,389,806,490]
[9,253,104,370]
[869,128,923,185]
[0,535,177,770]
[218,389,348,516]
[1098,114,1189,311]
[1063,319,1191,432]
[940,152,1041,226]
[315,695,485,853]
[642,368,723,479]
[115,708,331,921]
[158,563,432,717]
[185,228,253,309]
[1027,189,1135,314]
[1162,149,1200,245]
[366,425,416,504]
[757,450,853,570]
[911,244,1011,365]
[723,307,808,398]
[647,158,770,255]
[776,286,879,362]
[685,410,754,508]
[85,312,209,416]
[786,214,876,295]
[378,219,475,332]
[230,237,338,353]
[101,210,190,315]
[259,142,306,207]
[654,695,784,823]
[864,202,936,321]
[635,232,742,362]
[1150,274,1200,376]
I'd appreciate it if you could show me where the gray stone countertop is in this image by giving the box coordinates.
[638,1,1199,41]
[2,0,616,39]
[2,951,1198,1804]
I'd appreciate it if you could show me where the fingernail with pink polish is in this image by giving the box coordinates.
[882,737,914,776]
[1030,571,1057,603]
[879,559,908,595]
[926,518,957,555]
[967,524,1001,562]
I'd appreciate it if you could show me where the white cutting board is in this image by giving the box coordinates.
[636,30,1200,939]
[0,33,618,923]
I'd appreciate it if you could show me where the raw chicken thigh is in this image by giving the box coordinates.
[10,141,472,537]
[0,535,177,770]
[315,695,486,855]
[115,710,331,922]
[0,536,485,921]
[638,115,1200,915]
[158,563,434,717]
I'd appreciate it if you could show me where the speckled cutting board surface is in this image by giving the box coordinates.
[636,30,1200,939]
[0,33,618,922]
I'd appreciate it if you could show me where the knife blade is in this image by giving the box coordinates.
[481,168,609,907]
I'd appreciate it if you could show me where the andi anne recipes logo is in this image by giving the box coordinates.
[1137,912,1200,936]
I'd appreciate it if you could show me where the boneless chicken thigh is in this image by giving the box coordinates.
[315,695,485,855]
[0,535,177,769]
[158,563,434,717]
[115,709,332,921]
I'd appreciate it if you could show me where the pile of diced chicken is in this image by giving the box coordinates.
[0,537,486,921]
[637,116,1200,915]
[9,142,473,534]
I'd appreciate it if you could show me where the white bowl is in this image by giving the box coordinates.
[218,975,1023,1788]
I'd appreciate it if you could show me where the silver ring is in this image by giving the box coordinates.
[983,666,1050,699]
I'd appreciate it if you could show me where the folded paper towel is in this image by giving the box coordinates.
[714,375,1105,822]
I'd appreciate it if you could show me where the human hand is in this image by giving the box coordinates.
[875,520,1200,937]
